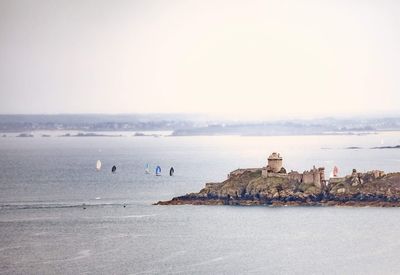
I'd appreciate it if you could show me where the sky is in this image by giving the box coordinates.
[0,0,399,119]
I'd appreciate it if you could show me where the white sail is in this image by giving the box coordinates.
[145,163,150,174]
[96,160,102,171]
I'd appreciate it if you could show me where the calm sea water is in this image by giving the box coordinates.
[1,132,400,274]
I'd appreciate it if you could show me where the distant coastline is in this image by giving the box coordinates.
[1,114,400,136]
[59,132,123,137]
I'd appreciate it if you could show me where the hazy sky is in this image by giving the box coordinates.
[0,0,399,119]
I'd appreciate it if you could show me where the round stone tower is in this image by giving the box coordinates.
[267,152,283,173]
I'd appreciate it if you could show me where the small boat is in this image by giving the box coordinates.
[96,160,102,171]
[169,167,174,176]
[112,165,117,173]
[156,166,161,176]
[145,163,150,174]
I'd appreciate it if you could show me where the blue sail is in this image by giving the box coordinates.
[156,166,161,176]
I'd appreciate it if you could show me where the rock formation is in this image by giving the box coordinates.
[155,153,400,207]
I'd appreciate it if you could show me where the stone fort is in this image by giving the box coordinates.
[229,152,326,188]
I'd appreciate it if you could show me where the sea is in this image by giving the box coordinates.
[1,131,400,274]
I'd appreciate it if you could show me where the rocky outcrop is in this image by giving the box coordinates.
[155,170,400,207]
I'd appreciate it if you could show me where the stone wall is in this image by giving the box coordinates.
[265,172,289,179]
[319,168,325,182]
[300,166,325,188]
[371,170,385,178]
[302,171,314,184]
[288,171,302,182]
[261,168,268,178]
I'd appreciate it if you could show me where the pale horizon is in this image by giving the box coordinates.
[1,0,399,119]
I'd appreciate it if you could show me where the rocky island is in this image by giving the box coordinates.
[156,152,400,207]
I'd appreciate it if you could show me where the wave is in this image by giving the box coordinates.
[103,214,157,219]
[0,202,128,211]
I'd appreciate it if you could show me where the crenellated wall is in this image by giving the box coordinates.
[263,165,326,188]
[288,171,302,182]
[235,152,326,188]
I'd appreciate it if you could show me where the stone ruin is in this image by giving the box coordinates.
[228,152,326,188]
[261,153,325,188]
[227,152,388,190]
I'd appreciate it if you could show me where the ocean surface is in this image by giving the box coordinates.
[1,132,400,274]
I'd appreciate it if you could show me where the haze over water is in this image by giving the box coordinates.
[1,132,400,274]
[1,0,400,118]
[1,0,400,273]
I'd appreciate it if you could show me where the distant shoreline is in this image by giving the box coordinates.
[1,114,400,136]
[2,129,400,139]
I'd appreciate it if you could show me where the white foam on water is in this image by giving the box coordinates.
[41,250,91,264]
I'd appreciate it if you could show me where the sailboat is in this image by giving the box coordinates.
[156,166,161,176]
[333,166,339,177]
[145,163,150,174]
[169,167,174,176]
[96,160,102,171]
[112,165,117,173]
